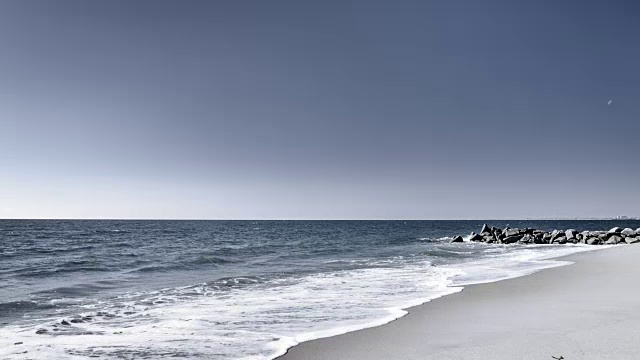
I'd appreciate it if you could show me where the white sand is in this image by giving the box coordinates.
[278,245,640,360]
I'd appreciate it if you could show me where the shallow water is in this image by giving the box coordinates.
[1,220,638,359]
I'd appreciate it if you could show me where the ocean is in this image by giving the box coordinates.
[1,219,638,359]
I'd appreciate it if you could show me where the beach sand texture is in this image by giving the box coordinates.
[279,245,640,360]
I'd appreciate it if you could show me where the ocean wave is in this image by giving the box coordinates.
[1,220,631,360]
[0,244,610,360]
[192,255,239,265]
[0,300,53,315]
[0,262,461,359]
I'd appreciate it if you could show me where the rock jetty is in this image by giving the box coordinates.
[454,224,640,245]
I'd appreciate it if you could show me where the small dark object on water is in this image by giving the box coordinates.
[61,320,70,326]
[552,356,564,360]
[35,329,48,334]
[14,342,23,345]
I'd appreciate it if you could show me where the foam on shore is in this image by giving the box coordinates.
[0,242,606,360]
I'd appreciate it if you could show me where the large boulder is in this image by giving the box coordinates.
[552,236,567,244]
[481,224,491,234]
[621,228,635,236]
[533,233,546,244]
[636,228,640,236]
[627,237,640,244]
[519,234,534,244]
[483,235,494,242]
[504,228,522,237]
[609,227,623,234]
[469,232,484,242]
[485,236,498,244]
[565,229,578,240]
[606,235,623,245]
[586,237,600,245]
[451,235,464,243]
[550,230,562,240]
[503,235,523,244]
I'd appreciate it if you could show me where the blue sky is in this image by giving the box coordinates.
[1,0,639,219]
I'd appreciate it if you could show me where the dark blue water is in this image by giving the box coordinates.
[1,220,638,359]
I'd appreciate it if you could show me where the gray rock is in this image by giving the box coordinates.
[469,232,484,241]
[627,237,640,244]
[61,320,70,326]
[565,229,578,240]
[550,230,562,240]
[533,233,546,244]
[621,228,635,236]
[481,224,491,234]
[606,235,623,244]
[451,235,464,243]
[636,228,640,236]
[586,237,600,245]
[519,234,534,244]
[35,329,48,334]
[504,228,522,237]
[552,236,567,244]
[609,227,623,234]
[503,235,523,244]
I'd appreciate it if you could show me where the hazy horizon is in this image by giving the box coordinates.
[2,0,639,220]
[2,217,638,221]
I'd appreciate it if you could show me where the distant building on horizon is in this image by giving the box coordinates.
[613,215,640,220]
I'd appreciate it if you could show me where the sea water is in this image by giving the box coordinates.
[1,220,637,359]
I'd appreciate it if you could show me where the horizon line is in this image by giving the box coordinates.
[1,218,638,221]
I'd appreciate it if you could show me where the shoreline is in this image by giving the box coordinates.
[278,244,640,360]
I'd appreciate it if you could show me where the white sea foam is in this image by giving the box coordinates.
[448,243,609,286]
[0,244,610,360]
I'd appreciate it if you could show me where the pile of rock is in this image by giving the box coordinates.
[451,224,640,245]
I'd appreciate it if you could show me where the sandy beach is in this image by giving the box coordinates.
[279,244,640,360]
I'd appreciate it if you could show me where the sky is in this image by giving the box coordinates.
[1,0,639,219]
